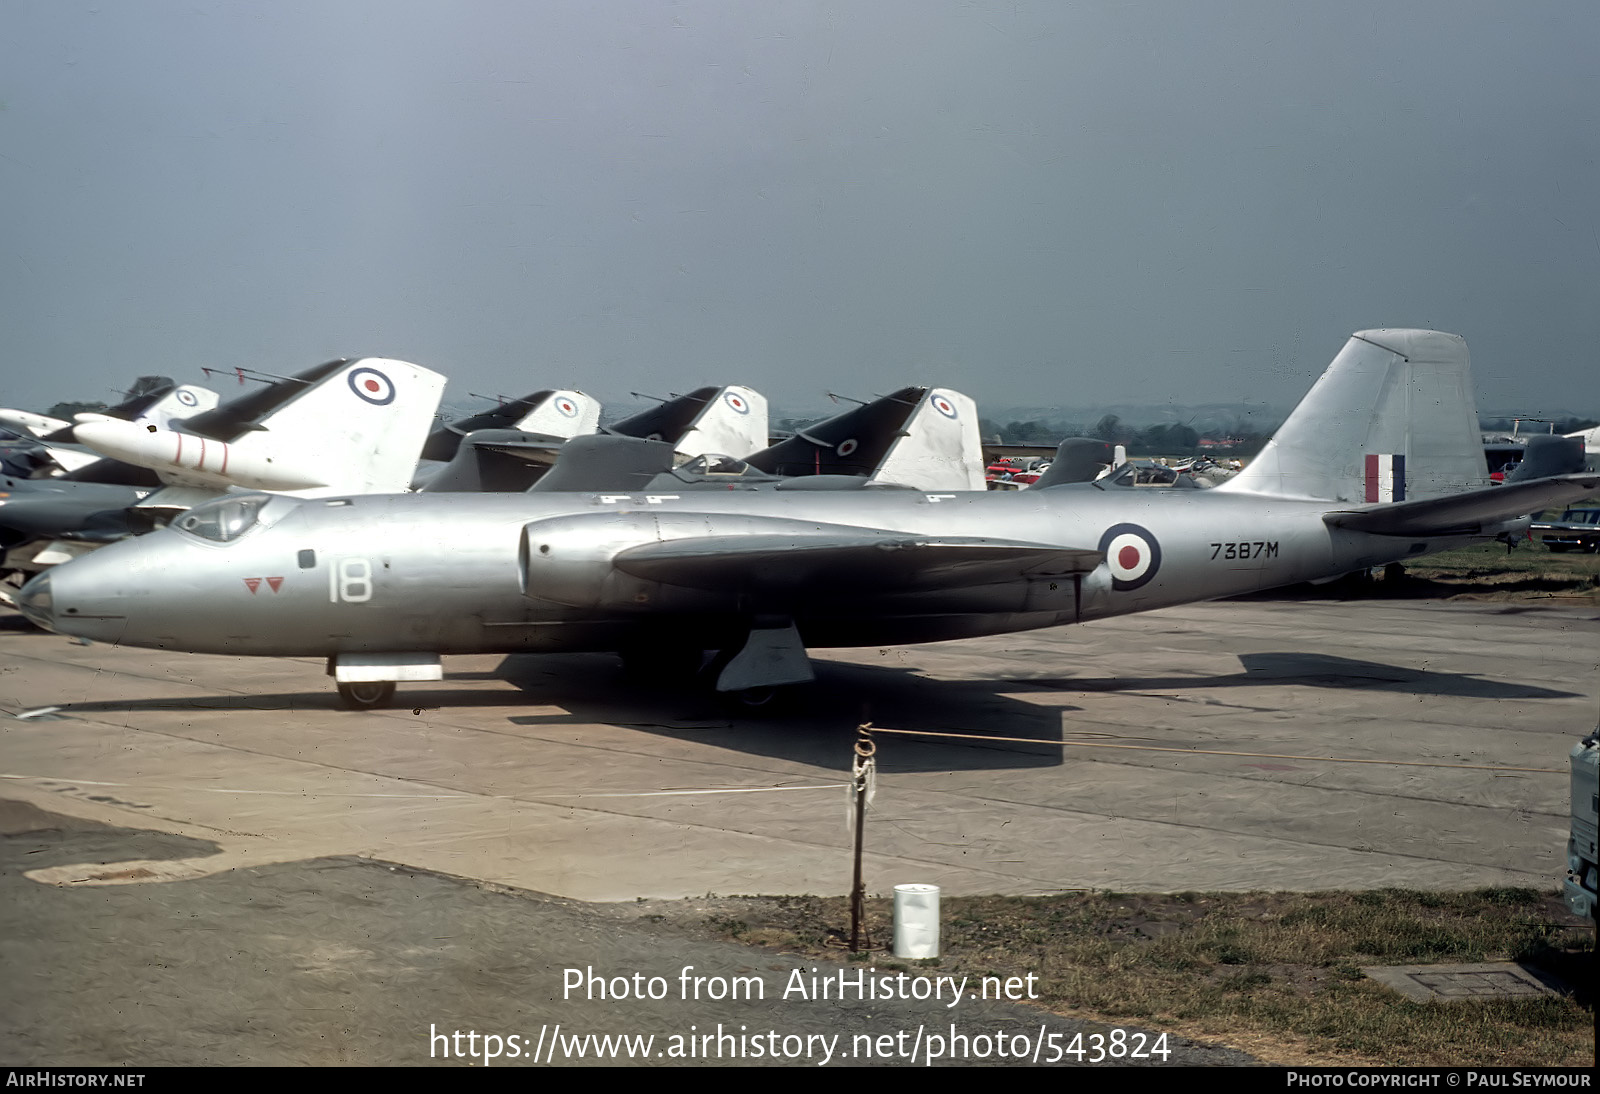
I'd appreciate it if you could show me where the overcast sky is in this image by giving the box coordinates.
[3,1,1596,423]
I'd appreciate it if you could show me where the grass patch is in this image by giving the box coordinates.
[675,886,1593,1067]
[1378,537,1600,601]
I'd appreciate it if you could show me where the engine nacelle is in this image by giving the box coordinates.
[518,510,721,611]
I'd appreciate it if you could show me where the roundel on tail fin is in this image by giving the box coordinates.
[348,367,396,406]
[1098,522,1161,591]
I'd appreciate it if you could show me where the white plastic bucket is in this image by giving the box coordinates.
[893,883,940,959]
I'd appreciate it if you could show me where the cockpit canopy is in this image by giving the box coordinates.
[668,453,779,482]
[172,494,274,543]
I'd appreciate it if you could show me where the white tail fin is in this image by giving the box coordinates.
[138,384,219,429]
[100,358,446,498]
[1220,330,1485,503]
[231,358,446,496]
[673,386,768,459]
[869,388,987,491]
[511,390,600,438]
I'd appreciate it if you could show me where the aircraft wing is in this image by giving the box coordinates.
[613,533,1101,593]
[1323,474,1600,536]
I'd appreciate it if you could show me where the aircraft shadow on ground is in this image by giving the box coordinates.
[994,651,1580,701]
[30,652,1573,774]
[0,615,53,634]
[497,653,1074,774]
[32,687,557,717]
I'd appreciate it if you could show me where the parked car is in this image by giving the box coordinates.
[1533,506,1600,553]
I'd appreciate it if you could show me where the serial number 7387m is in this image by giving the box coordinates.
[1211,541,1279,560]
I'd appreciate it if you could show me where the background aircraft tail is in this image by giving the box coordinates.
[91,358,445,498]
[1220,329,1485,503]
[744,386,984,490]
[504,390,599,442]
[607,385,767,460]
[134,382,219,429]
[868,388,986,490]
[746,387,925,479]
[1031,438,1118,488]
[420,390,599,463]
[220,358,446,495]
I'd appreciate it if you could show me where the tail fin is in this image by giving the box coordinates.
[163,358,445,496]
[420,390,599,463]
[745,387,928,479]
[1031,438,1118,488]
[237,358,446,495]
[744,386,983,489]
[604,386,769,459]
[1220,330,1484,503]
[869,388,987,491]
[673,386,768,459]
[137,384,219,429]
[743,387,984,490]
[1505,435,1587,483]
[507,390,599,439]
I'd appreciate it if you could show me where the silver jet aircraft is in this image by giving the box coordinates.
[18,330,1599,709]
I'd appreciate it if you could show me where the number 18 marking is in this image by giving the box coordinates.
[328,557,373,602]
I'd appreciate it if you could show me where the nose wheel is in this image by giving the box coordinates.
[336,680,396,710]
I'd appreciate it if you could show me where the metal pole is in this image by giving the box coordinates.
[850,723,875,953]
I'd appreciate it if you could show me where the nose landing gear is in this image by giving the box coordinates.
[336,680,395,710]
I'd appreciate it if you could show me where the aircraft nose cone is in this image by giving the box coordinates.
[15,571,54,632]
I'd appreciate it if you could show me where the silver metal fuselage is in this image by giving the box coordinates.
[25,486,1467,658]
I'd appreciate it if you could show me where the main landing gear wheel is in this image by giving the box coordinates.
[731,686,778,708]
[336,680,396,710]
[717,685,798,713]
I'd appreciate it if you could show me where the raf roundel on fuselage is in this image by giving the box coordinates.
[1098,522,1161,591]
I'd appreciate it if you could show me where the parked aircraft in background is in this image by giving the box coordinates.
[2,375,179,441]
[1567,425,1600,471]
[0,358,443,581]
[0,378,220,478]
[742,386,985,491]
[19,330,1598,710]
[1028,439,1119,488]
[601,385,768,462]
[426,385,765,494]
[411,389,600,489]
[1503,435,1587,483]
[532,386,979,494]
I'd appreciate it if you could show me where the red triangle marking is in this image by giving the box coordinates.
[266,576,283,593]
[243,578,261,594]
